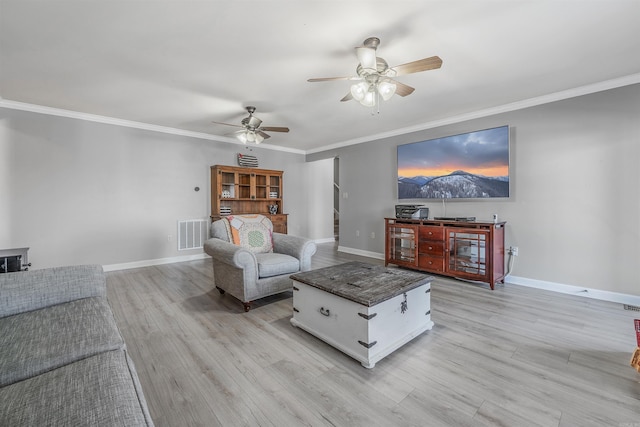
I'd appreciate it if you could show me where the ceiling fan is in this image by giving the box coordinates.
[308,37,442,107]
[212,106,289,144]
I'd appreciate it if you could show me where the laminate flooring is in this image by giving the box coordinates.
[106,243,640,427]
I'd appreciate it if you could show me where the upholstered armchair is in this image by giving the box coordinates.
[203,215,317,312]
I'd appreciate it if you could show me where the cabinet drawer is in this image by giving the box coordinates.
[418,241,444,256]
[418,256,445,272]
[419,226,444,240]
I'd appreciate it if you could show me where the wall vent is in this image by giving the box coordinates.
[178,219,209,251]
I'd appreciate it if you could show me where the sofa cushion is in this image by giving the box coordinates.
[224,215,273,253]
[256,253,300,278]
[0,349,154,426]
[0,265,106,318]
[0,297,124,387]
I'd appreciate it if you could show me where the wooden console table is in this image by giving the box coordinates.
[385,218,506,289]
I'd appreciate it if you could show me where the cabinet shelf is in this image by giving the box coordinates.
[211,165,287,233]
[385,218,505,289]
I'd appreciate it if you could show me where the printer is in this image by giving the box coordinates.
[395,205,429,220]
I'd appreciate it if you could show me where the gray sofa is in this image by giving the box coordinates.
[0,265,154,426]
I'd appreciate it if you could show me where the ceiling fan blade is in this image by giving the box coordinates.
[308,76,361,82]
[211,120,243,128]
[260,126,289,133]
[340,92,353,102]
[394,81,415,97]
[391,56,443,76]
[256,131,271,140]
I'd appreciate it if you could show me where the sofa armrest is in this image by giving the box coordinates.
[272,233,317,271]
[203,238,257,270]
[0,265,106,318]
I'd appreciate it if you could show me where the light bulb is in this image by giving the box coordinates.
[237,133,248,144]
[246,131,255,142]
[255,133,264,144]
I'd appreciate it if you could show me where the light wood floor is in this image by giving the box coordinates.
[106,243,640,427]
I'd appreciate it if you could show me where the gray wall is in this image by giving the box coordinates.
[308,84,640,297]
[0,108,309,268]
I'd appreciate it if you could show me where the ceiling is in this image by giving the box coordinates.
[1,1,639,154]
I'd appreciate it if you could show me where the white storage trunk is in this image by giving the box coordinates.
[290,262,434,368]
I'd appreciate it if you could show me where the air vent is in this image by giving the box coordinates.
[178,219,208,251]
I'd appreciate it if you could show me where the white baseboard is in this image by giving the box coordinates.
[336,246,385,260]
[103,253,209,272]
[314,237,336,244]
[506,274,640,307]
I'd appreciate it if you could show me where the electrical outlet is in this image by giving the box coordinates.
[356,230,360,237]
[370,232,375,239]
[510,246,518,256]
[167,234,173,242]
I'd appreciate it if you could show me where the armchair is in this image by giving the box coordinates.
[204,215,317,312]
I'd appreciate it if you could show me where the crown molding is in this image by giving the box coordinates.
[0,98,306,155]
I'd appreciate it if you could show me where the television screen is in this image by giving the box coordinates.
[397,125,510,199]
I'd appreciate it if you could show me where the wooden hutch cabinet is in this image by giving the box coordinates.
[211,165,288,233]
[385,218,506,289]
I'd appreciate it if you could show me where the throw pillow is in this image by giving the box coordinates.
[224,215,273,253]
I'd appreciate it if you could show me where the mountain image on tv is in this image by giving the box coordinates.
[398,170,509,199]
[397,126,510,199]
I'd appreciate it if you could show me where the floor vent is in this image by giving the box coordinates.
[623,304,640,311]
[178,219,209,251]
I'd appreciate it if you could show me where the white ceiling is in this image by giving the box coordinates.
[2,1,639,154]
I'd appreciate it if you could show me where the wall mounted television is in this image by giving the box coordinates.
[397,125,510,199]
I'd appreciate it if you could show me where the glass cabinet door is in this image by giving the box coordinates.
[387,224,418,266]
[448,229,488,278]
[237,172,252,199]
[268,175,281,199]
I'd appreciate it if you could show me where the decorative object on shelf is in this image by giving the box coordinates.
[212,106,289,145]
[269,191,278,198]
[222,190,232,198]
[269,204,278,215]
[237,153,259,167]
[308,37,442,109]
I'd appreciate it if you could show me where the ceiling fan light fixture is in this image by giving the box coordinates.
[254,132,264,144]
[350,81,369,101]
[378,79,397,101]
[237,132,248,144]
[355,46,377,70]
[360,89,376,107]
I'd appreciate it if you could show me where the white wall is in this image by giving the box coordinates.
[305,158,334,241]
[308,83,640,298]
[0,108,309,269]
